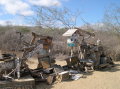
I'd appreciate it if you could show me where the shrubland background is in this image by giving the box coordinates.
[0,25,120,61]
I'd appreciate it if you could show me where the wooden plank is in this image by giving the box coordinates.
[58,71,70,81]
[0,76,35,89]
[62,29,78,36]
[99,63,109,68]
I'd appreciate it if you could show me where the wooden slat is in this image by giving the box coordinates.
[0,76,35,89]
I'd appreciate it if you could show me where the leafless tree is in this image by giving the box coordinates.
[104,5,120,33]
[28,6,80,29]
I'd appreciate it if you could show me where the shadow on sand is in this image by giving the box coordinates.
[96,63,120,72]
[35,62,120,89]
[36,82,54,89]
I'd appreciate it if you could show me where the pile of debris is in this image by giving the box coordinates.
[0,29,115,88]
[63,28,114,72]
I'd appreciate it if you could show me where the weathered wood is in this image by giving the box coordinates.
[0,76,35,89]
[0,59,16,75]
[99,63,109,68]
[58,71,70,81]
[47,74,55,84]
[65,56,78,67]
[75,27,95,37]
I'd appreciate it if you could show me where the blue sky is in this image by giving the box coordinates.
[65,0,120,26]
[0,0,119,26]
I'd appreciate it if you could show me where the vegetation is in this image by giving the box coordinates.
[0,26,119,61]
[0,6,120,61]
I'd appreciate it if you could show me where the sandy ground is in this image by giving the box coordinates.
[27,58,120,89]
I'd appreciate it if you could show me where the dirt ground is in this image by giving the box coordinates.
[27,58,120,89]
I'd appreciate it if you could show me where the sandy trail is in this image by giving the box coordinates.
[27,58,120,89]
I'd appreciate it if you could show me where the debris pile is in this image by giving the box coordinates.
[0,29,115,88]
[63,28,114,72]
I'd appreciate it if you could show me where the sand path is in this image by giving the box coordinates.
[27,59,120,89]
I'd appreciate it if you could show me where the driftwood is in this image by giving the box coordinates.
[75,27,95,37]
[0,76,35,89]
[0,54,17,78]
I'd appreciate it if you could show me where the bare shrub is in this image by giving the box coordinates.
[0,30,19,51]
[0,29,31,51]
[88,30,120,61]
[0,27,120,61]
